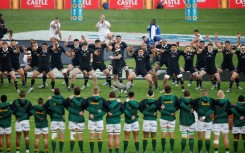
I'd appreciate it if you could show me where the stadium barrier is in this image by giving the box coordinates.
[1,0,244,10]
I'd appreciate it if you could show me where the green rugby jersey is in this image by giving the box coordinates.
[64,96,86,123]
[106,98,123,124]
[123,99,139,124]
[139,98,157,121]
[179,97,195,126]
[86,96,107,122]
[44,95,65,122]
[213,98,232,124]
[0,102,13,128]
[231,102,245,127]
[31,105,48,128]
[12,98,32,121]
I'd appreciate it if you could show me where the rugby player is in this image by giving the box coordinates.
[49,17,62,41]
[95,15,111,43]
[0,13,13,41]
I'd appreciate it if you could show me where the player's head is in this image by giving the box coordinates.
[183,90,190,97]
[42,43,48,50]
[240,44,245,53]
[1,95,7,102]
[151,19,156,25]
[10,39,17,46]
[116,35,121,42]
[19,91,26,98]
[217,90,225,99]
[54,88,60,96]
[224,41,231,48]
[147,89,154,97]
[74,87,81,96]
[31,41,38,50]
[141,43,147,49]
[74,39,79,46]
[171,44,177,51]
[54,17,59,23]
[200,89,208,96]
[109,91,116,98]
[95,39,101,46]
[199,40,205,48]
[138,49,144,56]
[142,36,147,41]
[185,45,191,52]
[93,87,100,95]
[82,42,88,50]
[100,14,105,21]
[164,85,171,94]
[127,91,134,99]
[207,43,213,50]
[194,29,199,35]
[38,98,43,105]
[2,41,8,50]
[238,95,245,102]
[161,39,167,45]
[52,38,59,45]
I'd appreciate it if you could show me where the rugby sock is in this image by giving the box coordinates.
[205,140,210,153]
[14,81,18,90]
[161,138,166,153]
[7,148,10,153]
[22,81,26,86]
[235,78,240,88]
[98,139,103,153]
[135,141,139,153]
[0,148,2,153]
[143,138,148,152]
[217,82,220,91]
[26,146,29,152]
[89,140,94,153]
[214,148,218,153]
[1,78,3,83]
[225,148,229,153]
[233,140,238,153]
[170,138,174,152]
[115,148,119,153]
[51,140,56,153]
[198,139,203,153]
[152,138,156,152]
[189,79,192,84]
[196,79,199,87]
[59,140,64,153]
[70,140,75,152]
[64,76,69,87]
[180,79,184,89]
[181,138,186,152]
[78,140,83,152]
[229,80,234,89]
[119,78,123,83]
[124,139,129,152]
[7,75,11,83]
[199,80,202,88]
[70,84,74,89]
[189,138,194,153]
[24,72,27,81]
[51,81,55,89]
[16,148,20,153]
[84,77,89,86]
[106,77,112,87]
[43,75,47,86]
[109,149,112,153]
[31,79,35,87]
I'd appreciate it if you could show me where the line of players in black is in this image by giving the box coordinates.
[0,33,244,94]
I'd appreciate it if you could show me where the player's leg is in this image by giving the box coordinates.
[162,74,170,92]
[124,65,129,80]
[69,68,81,90]
[150,121,157,153]
[47,70,55,91]
[0,133,3,153]
[143,120,150,153]
[58,122,65,153]
[34,133,40,153]
[222,132,230,153]
[50,121,58,153]
[102,68,112,87]
[168,121,176,153]
[43,133,48,153]
[123,123,131,153]
[96,120,104,153]
[144,74,153,90]
[88,70,97,87]
[5,132,10,153]
[114,124,121,153]
[149,70,158,89]
[16,67,26,86]
[133,129,140,153]
[197,70,206,89]
[107,124,114,153]
[160,119,168,153]
[61,69,69,88]
[28,70,40,93]
[213,125,220,153]
[77,124,84,153]
[154,63,161,72]
[233,133,240,153]
[125,71,136,92]
[242,133,245,150]
[66,64,74,78]
[39,72,48,89]
[24,65,32,82]
[23,127,30,153]
[8,71,19,92]
[176,72,184,91]
[214,72,221,90]
[227,72,239,92]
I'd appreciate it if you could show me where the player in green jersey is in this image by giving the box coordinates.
[106,91,123,153]
[30,98,48,153]
[11,91,32,153]
[43,88,65,153]
[123,91,140,153]
[231,95,245,153]
[139,90,157,153]
[213,90,232,153]
[0,95,13,153]
[179,90,195,153]
[86,87,107,153]
[63,87,87,153]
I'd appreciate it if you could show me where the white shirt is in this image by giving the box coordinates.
[151,25,156,39]
[97,20,111,35]
[49,20,61,33]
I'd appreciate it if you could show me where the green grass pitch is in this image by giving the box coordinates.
[0,9,244,152]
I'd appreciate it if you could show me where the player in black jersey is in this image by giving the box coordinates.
[161,44,185,92]
[49,38,70,88]
[125,49,153,92]
[89,39,112,87]
[69,43,97,90]
[0,42,19,92]
[9,40,26,86]
[27,43,55,93]
[227,44,245,92]
[180,45,198,86]
[215,33,242,92]
[197,43,221,90]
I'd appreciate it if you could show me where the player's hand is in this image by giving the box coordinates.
[69,95,74,99]
[90,114,94,119]
[240,116,245,120]
[176,42,180,47]
[81,35,86,40]
[98,110,101,113]
[109,56,114,59]
[117,99,121,103]
[161,104,165,110]
[79,111,84,116]
[131,115,135,120]
[190,109,194,113]
[107,112,112,116]
[48,96,52,100]
[171,113,175,116]
[214,32,218,38]
[68,35,72,41]
[154,112,157,116]
[205,35,210,40]
[39,118,44,121]
[237,33,241,38]
[199,116,206,121]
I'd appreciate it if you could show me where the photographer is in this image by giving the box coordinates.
[95,15,111,43]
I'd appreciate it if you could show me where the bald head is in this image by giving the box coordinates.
[217,90,225,99]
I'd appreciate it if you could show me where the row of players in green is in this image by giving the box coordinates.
[0,86,245,153]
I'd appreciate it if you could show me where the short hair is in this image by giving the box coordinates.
[2,41,7,45]
[54,88,60,96]
[19,91,26,98]
[201,89,208,95]
[199,40,205,44]
[42,42,48,46]
[74,87,81,95]
[207,43,213,46]
[53,38,59,42]
[74,39,79,42]
[116,35,121,38]
[109,91,116,98]
[185,45,191,48]
[238,95,245,102]
[184,90,190,97]
[142,36,146,39]
[194,29,199,32]
[165,85,171,93]
[55,17,59,20]
[128,91,134,98]
[171,44,177,47]
[147,89,154,97]
[10,39,16,42]
[81,42,88,46]
[225,41,230,44]
[95,39,101,43]
[93,87,99,94]
[240,44,245,47]
[1,95,7,102]
[38,98,43,104]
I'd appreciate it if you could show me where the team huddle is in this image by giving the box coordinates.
[0,87,245,153]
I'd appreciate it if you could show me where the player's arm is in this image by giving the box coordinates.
[179,98,192,112]
[64,35,72,46]
[234,33,241,48]
[205,35,213,46]
[121,103,133,118]
[30,108,42,120]
[110,103,123,117]
[128,100,139,109]
[235,103,245,111]
[109,53,122,60]
[230,106,242,118]
[214,32,222,49]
